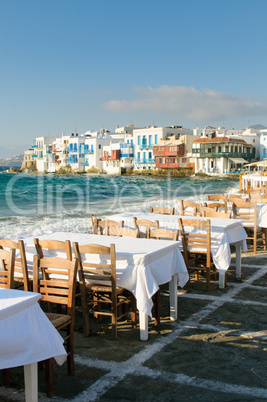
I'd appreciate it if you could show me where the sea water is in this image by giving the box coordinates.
[0,173,239,238]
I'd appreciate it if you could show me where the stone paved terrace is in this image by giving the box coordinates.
[1,249,267,401]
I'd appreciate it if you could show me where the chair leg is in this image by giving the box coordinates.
[112,298,117,340]
[45,358,54,398]
[130,297,137,328]
[154,289,161,326]
[254,230,257,254]
[206,268,210,290]
[67,323,74,375]
[263,228,267,250]
[2,369,10,387]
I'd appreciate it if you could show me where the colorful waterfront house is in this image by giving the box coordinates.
[192,135,255,174]
[102,139,134,174]
[33,136,56,172]
[153,134,197,172]
[80,129,112,172]
[43,134,70,173]
[21,148,36,171]
[133,125,193,170]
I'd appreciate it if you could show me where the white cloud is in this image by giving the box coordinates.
[103,85,266,121]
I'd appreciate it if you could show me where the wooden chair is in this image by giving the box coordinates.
[94,219,124,236]
[203,201,228,214]
[34,238,72,260]
[233,200,267,253]
[0,248,15,289]
[33,255,78,397]
[115,227,139,238]
[178,218,216,290]
[203,210,231,219]
[146,227,178,326]
[250,194,267,203]
[73,242,136,339]
[227,194,245,202]
[0,247,15,387]
[147,228,179,241]
[207,194,227,202]
[0,239,29,290]
[149,206,175,215]
[180,200,202,217]
[91,214,101,233]
[133,217,159,238]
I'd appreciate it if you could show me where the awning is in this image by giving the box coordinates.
[244,160,267,167]
[230,158,248,164]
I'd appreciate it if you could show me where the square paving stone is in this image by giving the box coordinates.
[200,302,267,332]
[99,374,262,401]
[144,328,267,390]
[235,287,267,304]
[252,273,267,287]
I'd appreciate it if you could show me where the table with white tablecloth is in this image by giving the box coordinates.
[21,232,189,341]
[0,288,67,401]
[107,212,248,288]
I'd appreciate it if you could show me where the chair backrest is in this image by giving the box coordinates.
[149,206,175,215]
[91,214,101,234]
[227,194,245,202]
[249,193,267,203]
[203,210,231,219]
[178,218,211,267]
[207,194,227,202]
[73,242,116,294]
[147,228,178,241]
[95,220,124,236]
[34,238,72,260]
[0,248,15,289]
[33,255,78,314]
[0,239,29,290]
[180,200,202,216]
[203,202,227,214]
[133,217,159,230]
[232,200,257,227]
[115,227,139,238]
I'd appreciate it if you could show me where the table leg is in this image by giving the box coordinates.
[235,240,242,279]
[169,273,178,321]
[219,272,226,289]
[24,362,38,402]
[139,312,148,341]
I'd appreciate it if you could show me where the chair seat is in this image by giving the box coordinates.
[46,312,72,328]
[85,283,125,293]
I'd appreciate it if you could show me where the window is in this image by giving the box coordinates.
[218,146,221,152]
[155,134,158,144]
[99,144,101,149]
[138,136,141,146]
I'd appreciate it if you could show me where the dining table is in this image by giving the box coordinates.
[0,288,67,401]
[20,232,189,342]
[106,212,248,288]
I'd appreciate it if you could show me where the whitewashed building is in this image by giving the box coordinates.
[34,136,56,172]
[102,138,134,174]
[133,125,193,170]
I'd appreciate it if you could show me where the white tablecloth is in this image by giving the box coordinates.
[22,232,189,317]
[107,213,248,275]
[0,288,67,369]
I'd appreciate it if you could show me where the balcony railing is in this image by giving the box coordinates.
[194,151,255,159]
[138,144,153,150]
[135,158,156,164]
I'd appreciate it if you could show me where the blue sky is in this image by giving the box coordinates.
[0,0,267,158]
